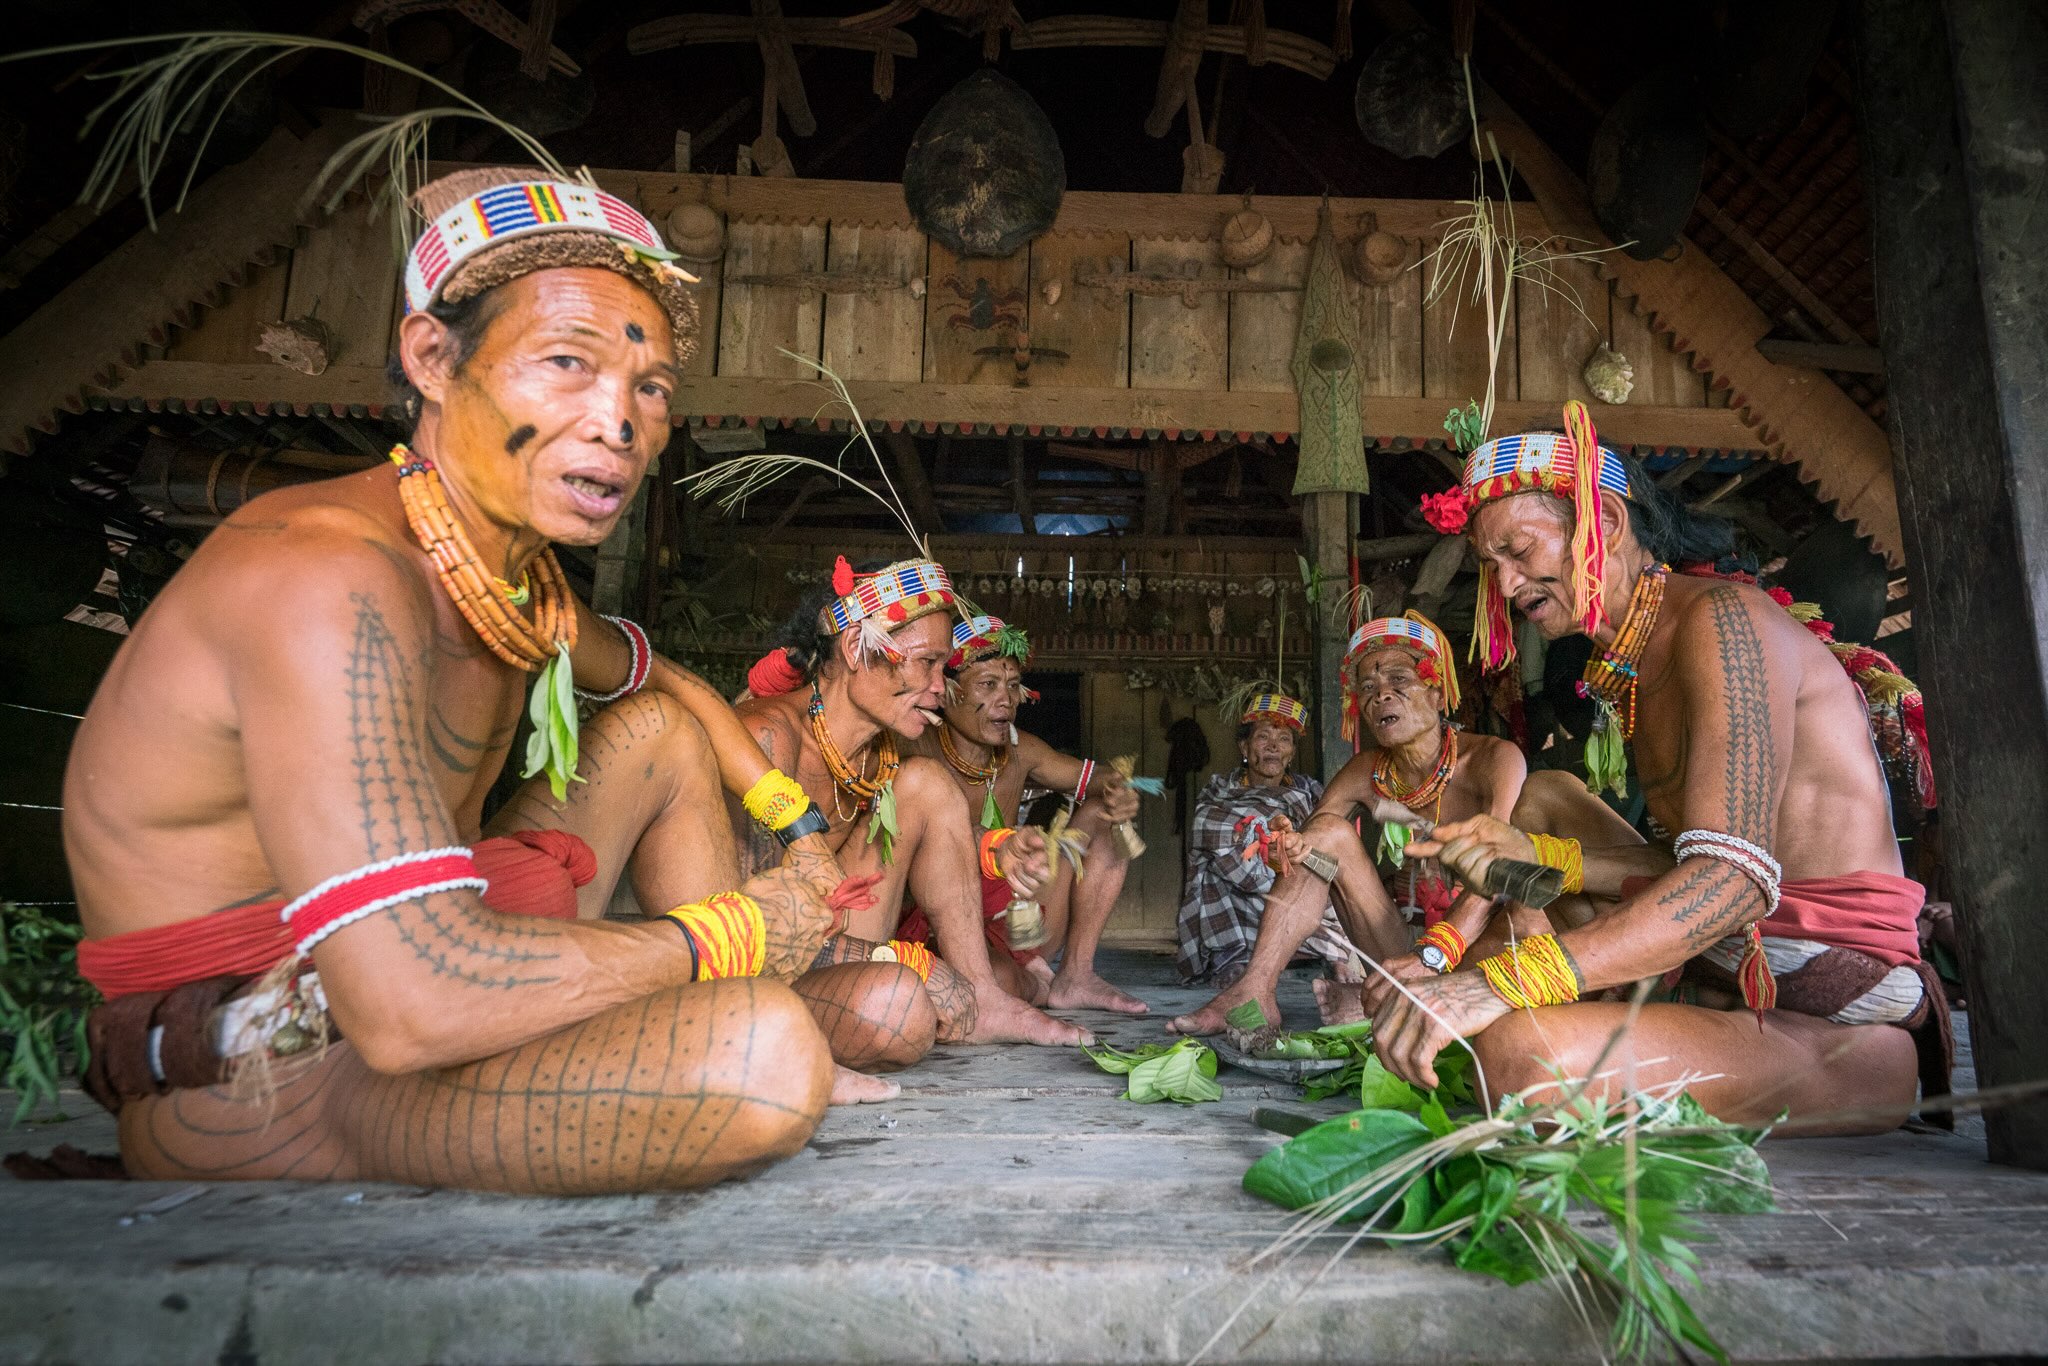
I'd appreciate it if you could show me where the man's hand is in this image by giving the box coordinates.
[1266,815,1305,872]
[1000,826,1052,898]
[1095,770,1141,824]
[1407,814,1538,894]
[746,844,847,980]
[1359,953,1436,1013]
[1368,968,1509,1089]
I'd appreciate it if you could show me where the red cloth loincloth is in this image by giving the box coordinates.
[896,870,1043,968]
[77,830,597,1000]
[1761,872,1923,967]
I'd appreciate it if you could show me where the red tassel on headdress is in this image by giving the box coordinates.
[1737,922,1777,1027]
[832,555,856,596]
[1561,401,1609,635]
[1470,562,1517,672]
[747,647,805,698]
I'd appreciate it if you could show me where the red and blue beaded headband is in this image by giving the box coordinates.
[1342,612,1461,727]
[822,557,957,635]
[403,179,696,315]
[949,614,1032,671]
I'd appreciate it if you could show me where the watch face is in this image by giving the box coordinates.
[1418,944,1448,972]
[871,944,899,964]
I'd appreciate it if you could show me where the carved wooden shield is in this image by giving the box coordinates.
[903,70,1065,258]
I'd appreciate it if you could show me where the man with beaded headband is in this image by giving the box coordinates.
[905,614,1151,1015]
[1367,400,1947,1133]
[733,566,1095,1048]
[1167,612,1531,1037]
[61,168,877,1191]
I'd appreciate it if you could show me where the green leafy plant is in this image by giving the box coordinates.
[1296,1020,1475,1112]
[1082,1038,1222,1105]
[1229,1078,1774,1365]
[1,903,101,1125]
[522,643,584,802]
[1443,400,1487,455]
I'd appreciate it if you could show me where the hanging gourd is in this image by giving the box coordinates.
[903,69,1065,257]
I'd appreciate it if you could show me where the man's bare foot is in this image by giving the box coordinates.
[1167,980,1279,1036]
[1047,969,1150,1015]
[829,1065,901,1105]
[965,986,1095,1046]
[1313,977,1368,1027]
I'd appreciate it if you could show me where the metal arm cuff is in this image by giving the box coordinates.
[1298,848,1339,883]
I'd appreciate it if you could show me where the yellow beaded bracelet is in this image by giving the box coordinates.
[742,769,811,832]
[1529,832,1585,895]
[665,891,767,980]
[1478,933,1581,1009]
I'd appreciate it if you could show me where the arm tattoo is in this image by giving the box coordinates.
[1705,588,1777,845]
[1658,859,1762,953]
[343,592,563,989]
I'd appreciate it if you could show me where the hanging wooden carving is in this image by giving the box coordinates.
[1289,206,1369,496]
[903,70,1065,257]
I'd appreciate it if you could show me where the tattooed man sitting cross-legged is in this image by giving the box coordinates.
[1366,403,1944,1133]
[61,170,853,1193]
[733,568,1093,1049]
[908,615,1150,1015]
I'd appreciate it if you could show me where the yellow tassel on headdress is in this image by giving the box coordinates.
[1786,601,1826,623]
[1561,401,1609,634]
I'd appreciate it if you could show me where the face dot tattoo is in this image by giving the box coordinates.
[624,322,646,343]
[618,419,635,445]
[504,424,537,456]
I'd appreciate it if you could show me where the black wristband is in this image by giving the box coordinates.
[772,804,831,846]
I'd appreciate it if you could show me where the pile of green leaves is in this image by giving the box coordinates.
[1,902,100,1125]
[1082,1038,1222,1105]
[1241,1085,1773,1363]
[1297,1020,1476,1113]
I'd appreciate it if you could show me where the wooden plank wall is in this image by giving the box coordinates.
[155,179,1722,434]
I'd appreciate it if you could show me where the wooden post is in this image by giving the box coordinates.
[1856,0,2048,1166]
[593,474,651,617]
[1301,489,1353,777]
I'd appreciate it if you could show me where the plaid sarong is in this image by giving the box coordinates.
[1175,771,1354,984]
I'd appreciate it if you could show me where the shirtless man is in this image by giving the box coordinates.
[911,615,1148,1015]
[1168,613,1528,1036]
[1367,405,1938,1133]
[724,573,1091,1047]
[61,170,866,1193]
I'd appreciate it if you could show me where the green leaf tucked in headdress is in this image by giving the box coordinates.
[994,624,1033,662]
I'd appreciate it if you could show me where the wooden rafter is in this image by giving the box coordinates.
[354,0,580,77]
[1010,14,1335,81]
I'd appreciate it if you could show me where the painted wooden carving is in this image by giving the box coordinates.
[1289,207,1369,495]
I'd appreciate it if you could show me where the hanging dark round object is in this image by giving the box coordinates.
[903,70,1065,258]
[1587,72,1708,261]
[1705,0,1838,141]
[470,42,597,139]
[1353,29,1466,161]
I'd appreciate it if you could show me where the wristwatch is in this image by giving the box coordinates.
[1417,942,1452,974]
[773,804,831,846]
[869,943,899,964]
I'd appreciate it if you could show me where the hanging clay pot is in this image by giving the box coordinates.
[1220,206,1275,269]
[1588,69,1708,261]
[1353,29,1465,161]
[1354,230,1408,285]
[664,204,725,266]
[903,70,1066,257]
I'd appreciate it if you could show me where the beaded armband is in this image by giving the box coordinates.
[873,938,936,982]
[576,616,652,703]
[1073,759,1096,804]
[1415,921,1469,973]
[664,892,767,980]
[743,769,828,845]
[281,847,487,957]
[1529,833,1585,895]
[1478,933,1581,1009]
[979,827,1017,882]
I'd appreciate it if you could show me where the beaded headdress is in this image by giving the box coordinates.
[1240,692,1308,732]
[949,615,1033,671]
[1342,611,1460,743]
[822,556,959,665]
[1421,400,1630,671]
[406,169,699,357]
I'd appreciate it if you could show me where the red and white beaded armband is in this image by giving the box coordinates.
[1073,759,1096,805]
[281,847,488,956]
[577,615,652,704]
